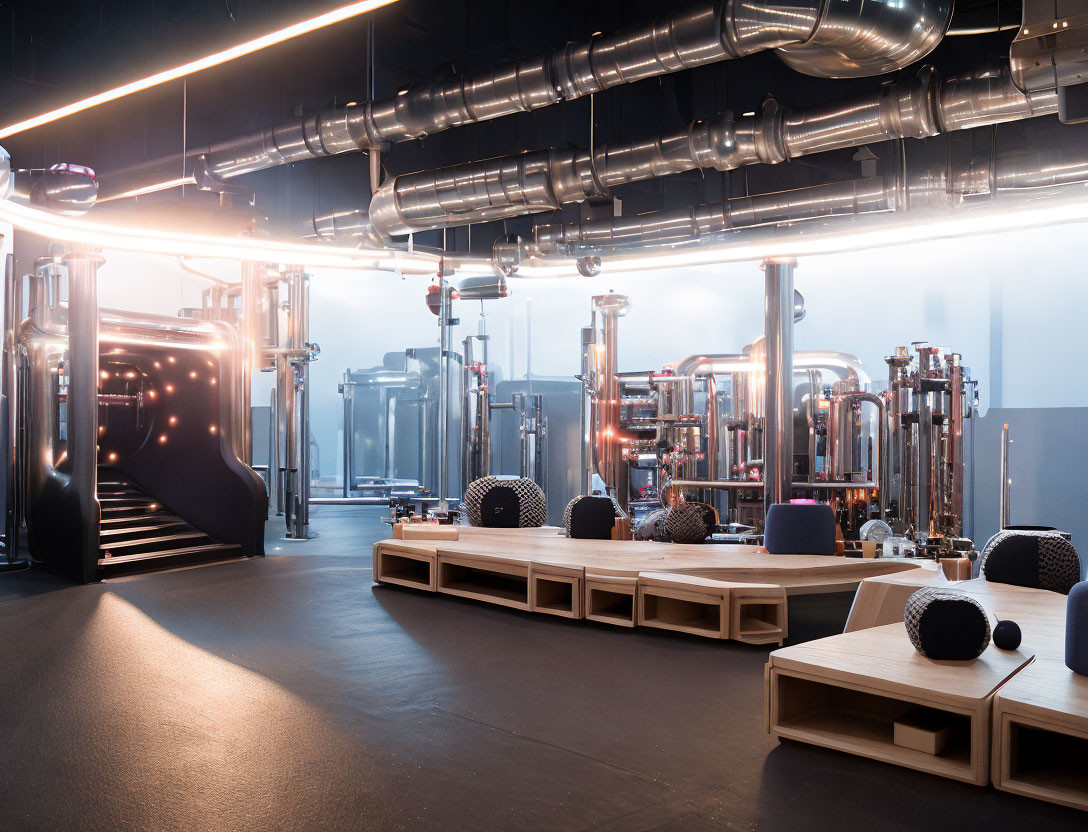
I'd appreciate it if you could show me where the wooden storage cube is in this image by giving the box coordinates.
[772,671,975,779]
[437,556,530,610]
[532,574,582,618]
[375,547,435,591]
[731,586,787,645]
[585,576,637,627]
[639,589,726,639]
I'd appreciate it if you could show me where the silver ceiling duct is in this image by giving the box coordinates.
[367,63,1057,238]
[100,0,950,196]
[526,143,1088,256]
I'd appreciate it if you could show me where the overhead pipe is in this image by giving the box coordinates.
[529,138,1088,256]
[670,351,870,389]
[99,0,952,198]
[367,62,1055,239]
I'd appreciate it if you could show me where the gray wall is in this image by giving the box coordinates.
[972,407,1088,578]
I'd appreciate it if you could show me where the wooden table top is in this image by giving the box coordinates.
[770,622,1035,707]
[377,526,923,592]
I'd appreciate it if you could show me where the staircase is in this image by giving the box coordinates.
[97,469,242,574]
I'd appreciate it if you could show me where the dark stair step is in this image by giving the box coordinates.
[99,496,154,507]
[99,522,190,542]
[99,513,182,527]
[98,543,244,575]
[98,531,211,557]
[101,504,167,518]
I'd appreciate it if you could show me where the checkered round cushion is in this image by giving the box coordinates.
[980,529,1081,595]
[463,476,547,528]
[635,508,669,542]
[563,495,626,540]
[664,501,718,544]
[904,587,991,660]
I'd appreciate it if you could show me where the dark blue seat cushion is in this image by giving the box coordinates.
[764,503,836,555]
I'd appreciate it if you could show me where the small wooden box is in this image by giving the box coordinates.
[939,557,971,581]
[894,708,956,756]
[392,523,460,541]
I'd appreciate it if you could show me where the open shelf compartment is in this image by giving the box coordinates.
[585,577,637,627]
[771,670,978,782]
[998,717,1088,811]
[376,549,435,591]
[532,574,582,618]
[438,557,530,610]
[638,588,726,639]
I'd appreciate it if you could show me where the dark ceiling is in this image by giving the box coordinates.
[0,0,1076,259]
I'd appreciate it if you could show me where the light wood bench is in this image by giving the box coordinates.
[766,623,1034,786]
[637,572,787,644]
[992,660,1088,811]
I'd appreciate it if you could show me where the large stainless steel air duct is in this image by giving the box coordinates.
[368,63,1055,238]
[101,0,951,198]
[530,140,1088,255]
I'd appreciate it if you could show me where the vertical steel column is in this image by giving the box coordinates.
[579,323,595,495]
[280,354,293,513]
[437,278,450,505]
[341,376,354,498]
[999,423,1011,529]
[62,247,103,582]
[3,253,17,559]
[592,295,630,506]
[915,345,933,539]
[267,386,278,512]
[762,258,795,515]
[296,273,311,532]
[240,261,261,465]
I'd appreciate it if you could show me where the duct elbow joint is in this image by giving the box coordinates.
[367,183,406,240]
[775,0,954,79]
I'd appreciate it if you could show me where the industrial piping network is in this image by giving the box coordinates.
[364,62,1057,240]
[580,284,977,549]
[99,0,953,198]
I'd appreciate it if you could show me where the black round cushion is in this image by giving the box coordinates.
[993,620,1022,651]
[981,529,1081,595]
[463,476,547,528]
[904,587,991,660]
[664,501,718,544]
[564,495,625,540]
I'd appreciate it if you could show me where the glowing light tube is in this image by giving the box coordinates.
[0,198,438,273]
[0,0,402,140]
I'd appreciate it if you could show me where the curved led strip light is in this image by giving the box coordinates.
[0,0,402,140]
[3,189,1087,279]
[0,198,439,273]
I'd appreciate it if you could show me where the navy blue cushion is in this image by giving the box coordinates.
[764,503,836,555]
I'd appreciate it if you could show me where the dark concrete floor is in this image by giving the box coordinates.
[0,507,1082,831]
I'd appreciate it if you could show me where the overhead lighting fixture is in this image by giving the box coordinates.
[0,0,401,140]
[0,196,439,274]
